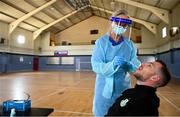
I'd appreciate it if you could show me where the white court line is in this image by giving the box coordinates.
[54,109,92,115]
[32,88,66,104]
[157,92,180,112]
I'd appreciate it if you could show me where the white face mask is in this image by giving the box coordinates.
[112,24,127,35]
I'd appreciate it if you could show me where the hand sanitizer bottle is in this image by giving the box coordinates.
[10,108,16,117]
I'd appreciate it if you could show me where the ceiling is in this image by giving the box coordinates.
[0,0,179,37]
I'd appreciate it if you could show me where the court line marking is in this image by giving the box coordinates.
[32,88,66,104]
[54,109,93,115]
[164,85,180,95]
[65,86,94,91]
[74,81,81,86]
[157,92,180,112]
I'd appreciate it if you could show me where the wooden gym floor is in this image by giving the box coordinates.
[0,71,180,116]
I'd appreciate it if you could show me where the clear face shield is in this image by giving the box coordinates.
[110,16,132,41]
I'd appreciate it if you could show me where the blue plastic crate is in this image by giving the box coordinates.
[3,100,31,112]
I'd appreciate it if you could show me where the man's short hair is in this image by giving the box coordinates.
[156,60,171,87]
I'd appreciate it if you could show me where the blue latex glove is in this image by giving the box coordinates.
[113,56,127,67]
[126,62,133,71]
[126,61,140,73]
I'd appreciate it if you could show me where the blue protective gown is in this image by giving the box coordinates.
[91,33,141,116]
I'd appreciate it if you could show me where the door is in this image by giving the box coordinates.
[33,57,39,71]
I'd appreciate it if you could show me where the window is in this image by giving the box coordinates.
[61,57,74,65]
[90,29,98,34]
[17,35,25,44]
[162,27,167,38]
[19,56,24,62]
[170,26,179,37]
[46,57,60,65]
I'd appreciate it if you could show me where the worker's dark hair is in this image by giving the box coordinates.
[156,60,171,87]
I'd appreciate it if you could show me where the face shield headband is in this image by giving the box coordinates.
[110,17,132,25]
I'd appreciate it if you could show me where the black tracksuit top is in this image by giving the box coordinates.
[106,85,160,116]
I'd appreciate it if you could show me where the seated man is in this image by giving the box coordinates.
[106,60,171,116]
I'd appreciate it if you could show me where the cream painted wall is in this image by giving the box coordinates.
[0,21,8,42]
[39,45,94,55]
[0,21,34,54]
[156,22,170,45]
[37,16,156,55]
[55,16,109,45]
[0,21,9,52]
[55,16,142,45]
[34,2,180,55]
[155,22,174,53]
[173,39,180,48]
[132,26,156,54]
[139,26,156,49]
[41,32,51,49]
[34,34,42,55]
[131,28,141,41]
[172,3,180,26]
[10,28,34,54]
[55,16,143,54]
[155,2,180,53]
[1,2,180,56]
[35,31,93,55]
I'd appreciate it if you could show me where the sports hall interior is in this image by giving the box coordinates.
[0,0,180,116]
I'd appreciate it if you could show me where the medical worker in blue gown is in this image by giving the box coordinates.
[91,10,141,116]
